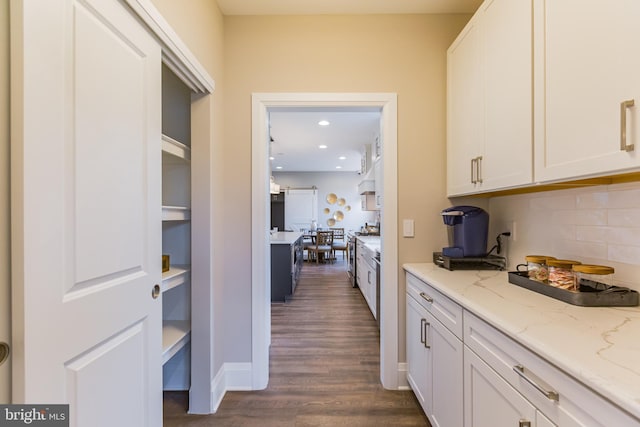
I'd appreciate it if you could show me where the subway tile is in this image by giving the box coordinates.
[576,226,608,243]
[552,239,607,260]
[554,224,576,240]
[552,209,607,226]
[529,194,575,211]
[606,227,640,246]
[608,188,640,209]
[607,209,640,227]
[608,244,640,266]
[576,192,609,209]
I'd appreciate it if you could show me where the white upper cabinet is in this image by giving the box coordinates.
[447,0,533,197]
[534,0,640,182]
[447,16,484,196]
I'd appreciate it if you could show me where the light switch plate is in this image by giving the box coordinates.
[403,219,415,237]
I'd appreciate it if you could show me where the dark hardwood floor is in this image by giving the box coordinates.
[163,260,430,426]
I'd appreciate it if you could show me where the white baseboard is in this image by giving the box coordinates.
[208,362,254,413]
[397,362,409,390]
[224,362,253,390]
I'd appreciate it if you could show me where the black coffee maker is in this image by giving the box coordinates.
[435,206,504,270]
[441,205,489,257]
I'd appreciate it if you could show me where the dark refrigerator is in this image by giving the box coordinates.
[271,191,285,230]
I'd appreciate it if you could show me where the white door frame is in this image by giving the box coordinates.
[251,93,399,389]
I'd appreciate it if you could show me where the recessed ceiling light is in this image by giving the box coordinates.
[269,156,275,160]
[338,156,346,160]
[276,166,283,169]
[318,120,330,126]
[336,166,342,169]
[318,145,328,149]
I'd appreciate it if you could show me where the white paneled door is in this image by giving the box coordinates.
[11,1,162,426]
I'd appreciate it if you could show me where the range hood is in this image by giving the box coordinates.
[270,176,281,194]
[358,167,375,195]
[358,178,375,195]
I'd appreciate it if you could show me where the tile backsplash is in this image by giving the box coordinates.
[489,181,640,292]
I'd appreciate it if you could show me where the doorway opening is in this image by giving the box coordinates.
[251,93,399,390]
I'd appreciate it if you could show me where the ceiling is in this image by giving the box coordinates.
[269,109,380,173]
[216,0,483,15]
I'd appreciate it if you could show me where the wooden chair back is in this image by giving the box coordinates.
[330,227,345,241]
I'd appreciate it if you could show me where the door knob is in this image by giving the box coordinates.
[152,284,161,299]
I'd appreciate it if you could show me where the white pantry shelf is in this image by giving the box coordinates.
[162,134,191,161]
[161,265,190,293]
[162,206,191,221]
[162,320,191,365]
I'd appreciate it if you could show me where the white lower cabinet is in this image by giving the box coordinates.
[406,271,640,426]
[406,274,463,427]
[465,346,553,427]
[464,311,639,427]
[356,240,377,319]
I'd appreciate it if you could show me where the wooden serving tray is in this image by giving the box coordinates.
[508,271,639,307]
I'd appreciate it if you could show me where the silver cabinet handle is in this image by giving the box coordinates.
[420,318,426,344]
[513,364,559,401]
[419,292,433,303]
[620,99,635,152]
[470,158,477,184]
[519,420,531,427]
[477,156,483,183]
[423,321,431,349]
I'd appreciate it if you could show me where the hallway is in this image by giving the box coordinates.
[164,262,429,426]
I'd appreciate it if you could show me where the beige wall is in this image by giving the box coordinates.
[224,14,470,361]
[0,0,10,404]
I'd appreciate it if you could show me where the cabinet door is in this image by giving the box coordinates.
[374,159,383,209]
[535,0,640,182]
[481,0,532,190]
[11,0,162,424]
[464,347,537,427]
[406,295,429,413]
[427,310,463,427]
[447,15,484,196]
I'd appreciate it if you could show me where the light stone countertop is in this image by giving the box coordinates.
[269,231,303,245]
[403,263,640,420]
[356,235,380,253]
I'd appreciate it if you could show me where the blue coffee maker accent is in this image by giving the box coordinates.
[441,206,489,258]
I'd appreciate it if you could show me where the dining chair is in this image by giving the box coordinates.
[301,229,315,262]
[330,227,348,261]
[307,230,333,264]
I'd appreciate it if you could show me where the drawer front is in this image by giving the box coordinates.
[463,311,639,427]
[406,272,463,340]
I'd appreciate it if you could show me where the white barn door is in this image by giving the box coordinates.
[284,188,318,231]
[11,0,162,425]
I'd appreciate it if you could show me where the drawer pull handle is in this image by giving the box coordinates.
[424,321,431,349]
[513,364,559,401]
[419,292,433,303]
[620,99,635,152]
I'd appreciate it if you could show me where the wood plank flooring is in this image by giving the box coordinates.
[163,261,430,426]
